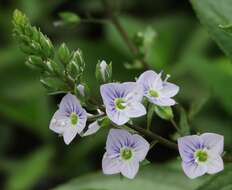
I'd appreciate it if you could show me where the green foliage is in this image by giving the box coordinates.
[0,1,231,189]
[196,164,232,190]
[179,107,190,135]
[54,161,209,190]
[190,0,232,60]
[4,147,54,190]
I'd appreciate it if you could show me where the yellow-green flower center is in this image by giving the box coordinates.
[121,148,133,160]
[70,113,79,126]
[149,89,159,98]
[196,150,208,162]
[115,98,126,110]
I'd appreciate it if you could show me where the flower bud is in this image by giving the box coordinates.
[58,43,71,64]
[154,106,173,120]
[95,60,112,83]
[25,55,44,70]
[66,49,85,81]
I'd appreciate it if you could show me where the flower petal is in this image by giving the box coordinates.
[59,93,82,114]
[201,133,224,155]
[106,129,131,155]
[63,127,79,145]
[160,82,179,98]
[124,102,146,118]
[148,97,176,106]
[124,82,144,102]
[178,135,202,162]
[49,110,68,134]
[82,121,101,137]
[182,161,207,179]
[120,161,139,179]
[77,84,85,96]
[132,134,150,161]
[206,155,224,174]
[137,70,162,93]
[102,153,121,175]
[106,108,129,126]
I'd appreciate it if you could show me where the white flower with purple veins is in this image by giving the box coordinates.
[137,70,179,106]
[100,82,146,125]
[49,93,87,145]
[178,133,224,179]
[102,129,149,179]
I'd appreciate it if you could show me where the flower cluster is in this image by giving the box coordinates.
[49,67,224,179]
[13,10,225,181]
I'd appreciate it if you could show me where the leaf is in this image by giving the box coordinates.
[196,164,232,190]
[5,146,54,190]
[54,161,208,190]
[219,24,232,34]
[106,14,195,69]
[188,95,209,121]
[154,106,173,120]
[190,0,232,59]
[179,107,190,135]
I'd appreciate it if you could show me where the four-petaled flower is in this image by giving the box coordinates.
[137,70,179,106]
[49,93,87,145]
[178,133,224,179]
[102,129,150,179]
[100,82,146,125]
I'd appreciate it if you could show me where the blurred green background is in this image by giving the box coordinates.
[0,0,231,189]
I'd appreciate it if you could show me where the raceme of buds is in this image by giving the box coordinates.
[96,60,112,83]
[13,10,54,59]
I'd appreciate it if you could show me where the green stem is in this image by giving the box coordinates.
[102,0,150,69]
[127,123,178,150]
[81,19,109,24]
[146,103,155,131]
[170,118,183,135]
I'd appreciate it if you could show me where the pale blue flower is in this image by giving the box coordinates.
[178,133,224,179]
[102,129,150,179]
[100,82,146,125]
[49,93,87,145]
[137,70,179,106]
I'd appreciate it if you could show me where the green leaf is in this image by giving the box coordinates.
[179,107,190,135]
[219,24,232,34]
[190,0,232,59]
[196,164,232,190]
[54,161,208,190]
[188,95,209,121]
[5,146,54,190]
[154,106,173,120]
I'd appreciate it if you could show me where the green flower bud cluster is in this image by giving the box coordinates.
[12,10,85,95]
